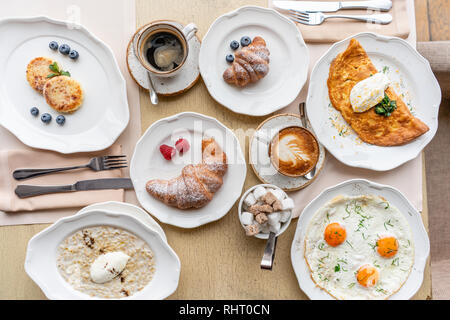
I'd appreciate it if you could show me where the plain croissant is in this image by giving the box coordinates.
[146,138,227,209]
[223,36,270,87]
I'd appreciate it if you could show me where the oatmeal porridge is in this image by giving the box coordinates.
[56,226,156,299]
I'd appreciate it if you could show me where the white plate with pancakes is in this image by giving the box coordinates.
[130,112,247,229]
[199,6,309,116]
[306,32,441,171]
[291,179,430,300]
[0,16,129,153]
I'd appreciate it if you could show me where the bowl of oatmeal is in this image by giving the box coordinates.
[25,209,180,299]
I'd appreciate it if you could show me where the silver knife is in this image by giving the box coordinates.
[15,178,134,198]
[273,0,392,12]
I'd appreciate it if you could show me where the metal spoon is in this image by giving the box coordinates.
[146,71,159,105]
[299,102,316,180]
[132,33,159,105]
[260,231,278,270]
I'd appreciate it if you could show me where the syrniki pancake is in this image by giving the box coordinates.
[327,39,429,146]
[43,75,84,113]
[26,57,55,93]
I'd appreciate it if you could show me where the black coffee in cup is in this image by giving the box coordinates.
[144,31,185,72]
[134,21,197,77]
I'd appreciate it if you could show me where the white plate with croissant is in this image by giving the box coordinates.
[199,6,309,116]
[130,112,247,228]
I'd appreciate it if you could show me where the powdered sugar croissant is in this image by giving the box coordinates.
[146,138,227,209]
[223,36,270,87]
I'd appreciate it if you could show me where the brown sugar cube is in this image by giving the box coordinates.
[249,204,274,215]
[255,213,268,224]
[272,200,283,211]
[245,224,260,236]
[259,204,273,213]
[248,205,261,215]
[261,192,277,205]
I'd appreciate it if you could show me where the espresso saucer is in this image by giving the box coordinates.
[126,21,201,96]
[249,113,325,191]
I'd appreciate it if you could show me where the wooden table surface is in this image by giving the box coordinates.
[0,0,437,299]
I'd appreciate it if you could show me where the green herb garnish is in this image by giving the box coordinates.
[376,287,388,294]
[345,240,354,249]
[392,258,400,266]
[47,62,71,78]
[374,93,397,117]
[384,219,394,230]
[343,204,351,220]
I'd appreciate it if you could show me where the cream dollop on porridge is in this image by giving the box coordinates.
[90,251,130,284]
[56,226,156,299]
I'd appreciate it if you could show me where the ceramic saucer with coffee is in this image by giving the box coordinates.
[127,20,201,96]
[249,113,325,191]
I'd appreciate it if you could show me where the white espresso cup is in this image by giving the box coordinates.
[134,20,197,77]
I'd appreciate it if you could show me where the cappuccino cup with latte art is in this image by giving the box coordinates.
[269,126,319,177]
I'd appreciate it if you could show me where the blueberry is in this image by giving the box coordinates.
[30,107,39,117]
[69,50,79,60]
[56,115,66,126]
[226,54,234,63]
[41,113,52,124]
[230,40,239,50]
[49,41,59,50]
[59,44,71,55]
[240,36,251,47]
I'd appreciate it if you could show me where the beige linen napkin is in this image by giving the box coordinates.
[269,0,410,43]
[0,145,125,212]
[0,0,140,225]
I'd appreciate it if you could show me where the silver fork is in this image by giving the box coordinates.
[288,10,392,25]
[13,155,127,180]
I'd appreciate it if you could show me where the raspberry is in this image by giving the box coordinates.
[175,138,190,154]
[159,144,175,160]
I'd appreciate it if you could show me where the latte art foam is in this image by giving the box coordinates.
[270,127,319,177]
[277,134,311,165]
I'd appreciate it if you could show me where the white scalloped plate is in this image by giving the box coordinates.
[25,210,180,300]
[199,6,309,116]
[77,201,167,243]
[130,112,247,228]
[0,16,129,153]
[306,32,441,171]
[291,179,430,300]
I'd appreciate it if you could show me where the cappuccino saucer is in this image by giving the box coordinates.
[126,20,201,96]
[249,113,325,191]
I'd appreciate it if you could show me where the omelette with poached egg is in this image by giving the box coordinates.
[304,195,414,300]
[327,39,429,146]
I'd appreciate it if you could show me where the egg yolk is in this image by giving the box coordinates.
[324,222,347,247]
[376,236,399,258]
[356,264,379,288]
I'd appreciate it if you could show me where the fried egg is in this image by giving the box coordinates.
[304,195,414,300]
